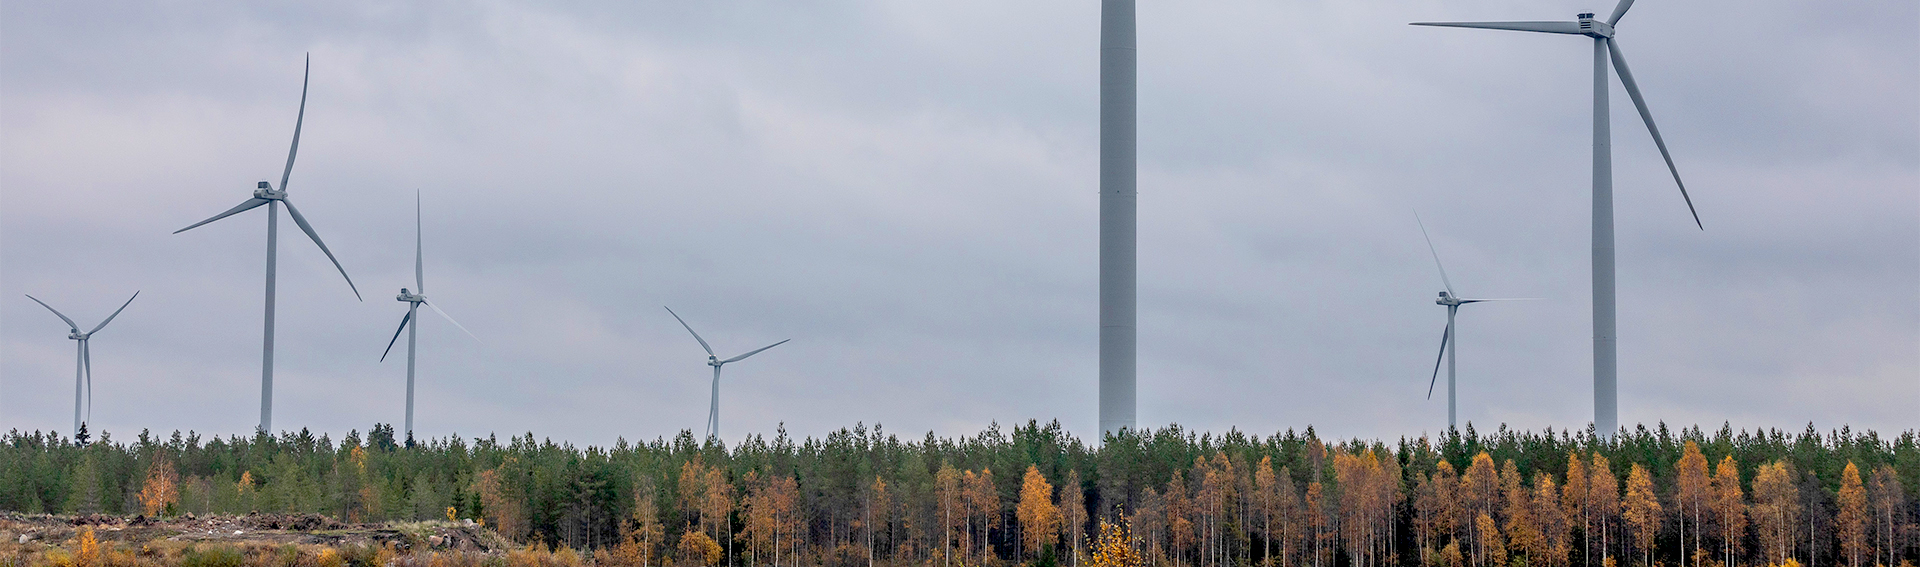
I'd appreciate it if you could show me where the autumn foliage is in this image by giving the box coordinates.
[0,422,1914,567]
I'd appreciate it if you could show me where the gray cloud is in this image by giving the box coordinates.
[3,0,1913,447]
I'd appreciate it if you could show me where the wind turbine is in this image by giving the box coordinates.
[380,192,479,442]
[664,307,789,441]
[24,292,138,439]
[173,55,360,435]
[1412,0,1702,438]
[1415,215,1532,431]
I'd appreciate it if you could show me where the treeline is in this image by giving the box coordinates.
[2,422,1916,567]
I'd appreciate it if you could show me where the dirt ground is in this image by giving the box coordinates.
[1,511,514,561]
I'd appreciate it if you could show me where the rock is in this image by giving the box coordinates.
[18,533,33,544]
[428,535,445,547]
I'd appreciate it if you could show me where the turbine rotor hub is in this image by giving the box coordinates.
[252,181,287,200]
[1577,14,1614,38]
[708,356,722,367]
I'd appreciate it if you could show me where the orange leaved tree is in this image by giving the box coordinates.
[1623,464,1662,567]
[1019,465,1063,560]
[1835,462,1867,567]
[137,455,179,517]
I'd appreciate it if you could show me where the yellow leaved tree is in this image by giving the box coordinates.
[136,455,179,517]
[1089,520,1142,567]
[1018,465,1063,559]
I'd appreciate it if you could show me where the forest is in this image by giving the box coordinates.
[2,421,1915,567]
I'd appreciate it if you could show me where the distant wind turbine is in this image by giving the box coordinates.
[173,55,360,434]
[665,307,789,441]
[380,192,479,441]
[1415,214,1533,431]
[1412,0,1702,438]
[24,292,138,438]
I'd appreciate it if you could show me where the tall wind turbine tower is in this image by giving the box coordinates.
[1415,214,1533,431]
[665,307,789,441]
[25,292,138,438]
[174,55,361,434]
[1414,0,1702,439]
[380,193,479,441]
[1099,0,1137,438]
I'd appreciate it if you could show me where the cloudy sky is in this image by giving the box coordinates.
[3,0,1914,447]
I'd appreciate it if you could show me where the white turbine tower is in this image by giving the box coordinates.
[1413,0,1702,438]
[665,307,789,441]
[1415,214,1532,431]
[173,55,361,435]
[25,292,138,439]
[380,192,479,442]
[1098,0,1138,438]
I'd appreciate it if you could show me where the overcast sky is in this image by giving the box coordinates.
[3,0,1914,448]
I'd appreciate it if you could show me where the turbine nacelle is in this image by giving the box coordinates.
[707,355,723,367]
[1435,291,1462,306]
[396,288,425,303]
[252,181,287,200]
[1576,13,1615,38]
[68,331,90,341]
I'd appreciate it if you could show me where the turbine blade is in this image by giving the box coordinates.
[1608,38,1702,229]
[424,299,480,342]
[173,198,271,234]
[722,339,790,364]
[25,295,80,331]
[87,291,139,335]
[1409,21,1585,35]
[1607,0,1636,25]
[415,191,424,293]
[1413,211,1456,296]
[1457,298,1541,303]
[280,55,309,193]
[1427,324,1450,399]
[664,307,716,357]
[381,311,411,362]
[281,199,362,300]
